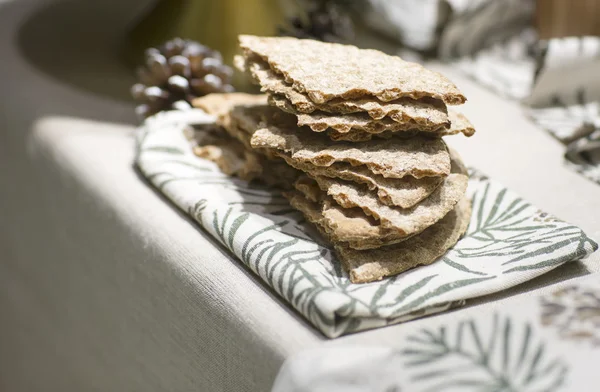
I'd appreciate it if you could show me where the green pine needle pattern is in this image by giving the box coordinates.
[402,314,568,392]
[134,114,598,337]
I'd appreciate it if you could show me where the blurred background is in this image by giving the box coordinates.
[15,0,600,100]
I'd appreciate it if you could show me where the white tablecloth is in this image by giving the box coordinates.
[1,1,600,391]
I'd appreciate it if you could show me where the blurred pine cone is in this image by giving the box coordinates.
[131,38,235,119]
[279,0,354,43]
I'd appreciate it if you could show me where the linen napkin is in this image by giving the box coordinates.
[272,273,600,391]
[135,109,597,338]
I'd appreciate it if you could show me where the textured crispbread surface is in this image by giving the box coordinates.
[311,170,467,233]
[250,124,451,179]
[242,57,451,125]
[288,163,467,249]
[223,118,254,148]
[191,94,300,186]
[259,158,302,188]
[192,126,299,188]
[194,92,471,145]
[193,142,247,177]
[446,111,475,137]
[192,129,257,179]
[327,110,476,141]
[268,94,448,133]
[327,129,417,142]
[338,197,471,283]
[192,93,269,151]
[287,188,471,282]
[192,93,268,128]
[293,175,322,203]
[286,190,401,249]
[194,94,290,160]
[239,35,466,105]
[287,158,442,208]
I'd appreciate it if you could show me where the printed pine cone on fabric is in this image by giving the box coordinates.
[279,0,354,43]
[131,38,235,119]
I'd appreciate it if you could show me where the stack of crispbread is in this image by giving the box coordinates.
[192,35,476,283]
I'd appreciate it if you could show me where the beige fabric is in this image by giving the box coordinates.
[1,2,315,392]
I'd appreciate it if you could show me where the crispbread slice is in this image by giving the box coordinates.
[193,142,247,177]
[288,168,467,249]
[192,93,283,158]
[239,35,466,105]
[192,92,268,129]
[228,103,298,160]
[194,93,474,144]
[312,170,467,233]
[286,189,401,249]
[268,94,447,133]
[286,148,466,209]
[240,56,450,125]
[259,157,302,188]
[286,188,471,282]
[191,126,299,188]
[287,158,442,208]
[338,197,471,283]
[250,124,451,179]
[192,92,264,149]
[293,153,467,238]
[191,127,260,180]
[444,111,476,137]
[294,175,323,203]
[327,110,476,141]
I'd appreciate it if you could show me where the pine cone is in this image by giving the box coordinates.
[131,38,235,119]
[279,0,354,43]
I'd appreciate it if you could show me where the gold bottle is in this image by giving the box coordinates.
[123,0,285,91]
